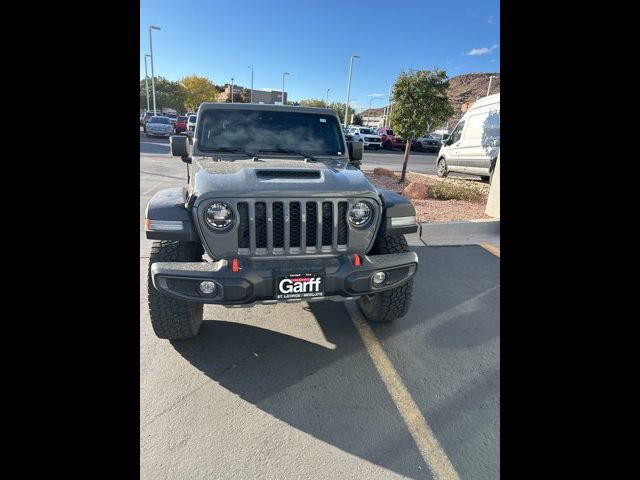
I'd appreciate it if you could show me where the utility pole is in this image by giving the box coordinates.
[326,88,330,107]
[231,77,234,103]
[248,65,254,103]
[282,72,289,105]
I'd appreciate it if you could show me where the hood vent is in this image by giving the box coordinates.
[256,170,321,180]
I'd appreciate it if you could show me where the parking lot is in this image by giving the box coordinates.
[139,132,440,174]
[140,132,500,479]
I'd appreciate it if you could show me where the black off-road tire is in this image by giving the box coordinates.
[437,157,448,178]
[148,240,205,339]
[358,235,414,323]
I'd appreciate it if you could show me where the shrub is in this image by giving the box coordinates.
[429,181,485,202]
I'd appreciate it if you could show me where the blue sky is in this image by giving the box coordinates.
[140,0,499,110]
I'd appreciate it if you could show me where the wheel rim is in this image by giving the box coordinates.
[438,160,445,175]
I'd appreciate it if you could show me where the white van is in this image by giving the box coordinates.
[437,93,500,182]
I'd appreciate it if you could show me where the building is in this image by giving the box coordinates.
[217,85,288,104]
[360,107,385,128]
[250,89,288,105]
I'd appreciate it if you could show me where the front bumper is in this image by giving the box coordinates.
[364,141,382,148]
[150,252,418,306]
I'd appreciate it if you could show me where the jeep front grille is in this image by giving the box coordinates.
[236,199,351,255]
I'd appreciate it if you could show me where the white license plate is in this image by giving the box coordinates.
[275,273,325,300]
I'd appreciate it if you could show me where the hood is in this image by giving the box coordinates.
[192,157,378,199]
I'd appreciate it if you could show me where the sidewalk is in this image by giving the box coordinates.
[405,219,500,248]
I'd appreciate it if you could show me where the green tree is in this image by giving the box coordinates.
[180,75,219,111]
[326,102,357,124]
[140,76,187,112]
[391,69,453,182]
[299,98,326,108]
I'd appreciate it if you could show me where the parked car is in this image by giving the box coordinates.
[186,114,197,136]
[347,127,382,149]
[140,111,154,131]
[145,116,174,138]
[376,128,406,150]
[144,103,418,339]
[411,134,441,153]
[174,115,188,134]
[342,127,354,142]
[165,113,178,126]
[437,93,500,183]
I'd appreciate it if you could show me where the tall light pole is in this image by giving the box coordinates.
[248,65,254,103]
[348,100,358,125]
[282,72,289,105]
[231,77,234,103]
[383,84,393,128]
[326,88,330,108]
[144,54,151,112]
[487,75,495,96]
[149,25,161,115]
[344,55,359,126]
[367,97,382,126]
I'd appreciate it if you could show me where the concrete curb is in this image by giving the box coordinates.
[419,219,500,240]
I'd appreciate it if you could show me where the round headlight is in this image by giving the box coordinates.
[349,201,373,227]
[204,202,234,230]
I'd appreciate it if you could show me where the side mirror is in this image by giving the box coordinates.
[170,135,192,164]
[347,140,363,161]
[442,133,450,143]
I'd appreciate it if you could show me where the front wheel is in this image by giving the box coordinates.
[358,235,414,323]
[148,240,205,339]
[437,158,448,178]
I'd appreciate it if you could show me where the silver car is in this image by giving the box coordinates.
[146,116,174,138]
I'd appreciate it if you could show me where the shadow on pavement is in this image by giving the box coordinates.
[140,133,170,155]
[170,245,500,479]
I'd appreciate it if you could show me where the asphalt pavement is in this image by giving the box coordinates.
[140,132,500,479]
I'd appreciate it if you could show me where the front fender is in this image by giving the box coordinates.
[145,187,201,242]
[377,190,419,237]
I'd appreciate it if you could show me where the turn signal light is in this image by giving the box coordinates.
[353,254,361,266]
[231,258,240,272]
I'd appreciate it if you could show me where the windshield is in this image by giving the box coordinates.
[359,128,375,134]
[150,117,170,124]
[177,116,187,122]
[188,115,197,123]
[197,109,345,156]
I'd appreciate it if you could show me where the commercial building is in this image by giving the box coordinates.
[217,85,288,104]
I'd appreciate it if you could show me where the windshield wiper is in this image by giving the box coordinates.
[200,147,258,158]
[258,148,319,162]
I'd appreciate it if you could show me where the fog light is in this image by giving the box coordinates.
[199,281,217,295]
[372,271,387,286]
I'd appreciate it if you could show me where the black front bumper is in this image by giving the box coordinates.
[150,252,418,305]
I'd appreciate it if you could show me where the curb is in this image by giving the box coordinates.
[419,219,500,240]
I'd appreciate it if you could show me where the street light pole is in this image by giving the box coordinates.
[282,72,289,105]
[383,84,393,128]
[248,65,254,103]
[149,25,161,115]
[344,55,359,126]
[326,88,330,108]
[487,75,495,96]
[231,77,234,103]
[144,54,151,112]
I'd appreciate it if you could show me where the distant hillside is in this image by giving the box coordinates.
[360,72,500,130]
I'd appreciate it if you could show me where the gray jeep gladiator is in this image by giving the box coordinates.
[145,103,419,339]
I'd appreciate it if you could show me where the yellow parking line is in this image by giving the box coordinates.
[480,243,500,258]
[350,307,460,480]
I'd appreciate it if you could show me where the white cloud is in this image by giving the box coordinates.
[367,93,384,97]
[465,44,499,56]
